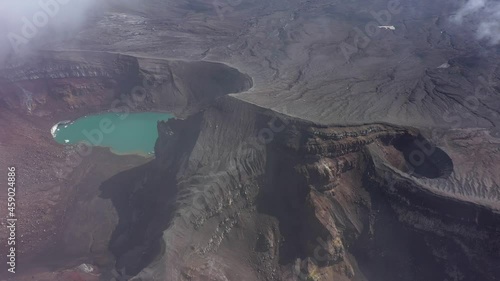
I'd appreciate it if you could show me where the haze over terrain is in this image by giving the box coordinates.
[0,0,499,280]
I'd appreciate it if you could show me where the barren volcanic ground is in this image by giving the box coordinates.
[0,0,500,280]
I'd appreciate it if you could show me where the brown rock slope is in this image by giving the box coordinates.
[0,51,252,280]
[1,0,500,280]
[100,97,500,281]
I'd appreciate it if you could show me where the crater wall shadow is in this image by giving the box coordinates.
[392,134,453,179]
[99,114,202,278]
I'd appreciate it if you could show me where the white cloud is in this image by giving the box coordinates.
[452,0,487,23]
[0,0,99,62]
[452,0,500,45]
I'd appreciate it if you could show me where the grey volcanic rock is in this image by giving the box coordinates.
[1,0,500,280]
[99,97,499,280]
[44,0,500,128]
[1,51,252,117]
[0,49,251,280]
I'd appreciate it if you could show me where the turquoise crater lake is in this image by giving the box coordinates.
[52,112,174,156]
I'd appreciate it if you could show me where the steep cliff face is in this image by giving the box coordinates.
[0,51,252,280]
[101,96,500,281]
[0,51,252,118]
[2,0,500,279]
[2,48,497,279]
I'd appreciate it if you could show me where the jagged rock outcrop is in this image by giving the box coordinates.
[0,51,252,281]
[2,0,500,280]
[0,51,252,117]
[98,96,500,281]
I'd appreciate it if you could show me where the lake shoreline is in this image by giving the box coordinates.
[52,112,174,156]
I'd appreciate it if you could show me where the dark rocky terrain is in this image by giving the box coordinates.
[0,0,499,280]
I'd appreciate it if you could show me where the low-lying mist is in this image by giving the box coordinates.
[452,0,500,45]
[0,0,105,63]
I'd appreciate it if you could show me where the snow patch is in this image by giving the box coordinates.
[378,25,396,30]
